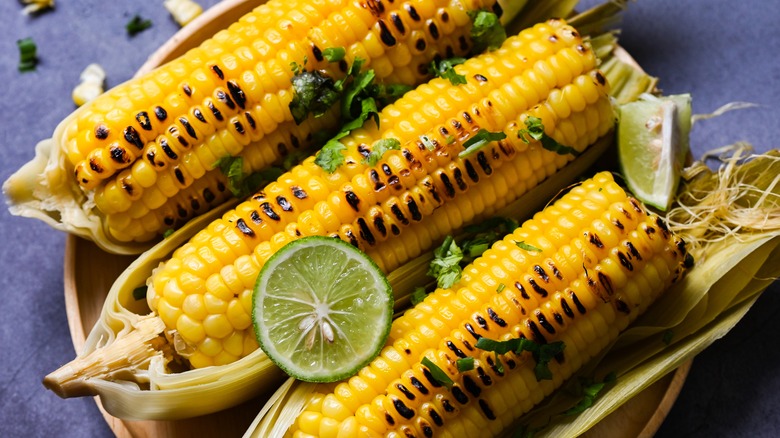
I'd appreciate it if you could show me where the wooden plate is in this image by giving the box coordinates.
[62,0,691,436]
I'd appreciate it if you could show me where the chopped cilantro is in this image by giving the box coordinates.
[515,240,542,252]
[322,47,346,62]
[427,236,464,289]
[430,58,467,86]
[496,283,505,293]
[370,83,413,106]
[475,336,565,381]
[456,357,475,372]
[163,229,174,238]
[17,37,38,72]
[126,15,152,36]
[494,352,504,374]
[517,116,580,156]
[314,140,347,173]
[421,357,454,389]
[459,129,507,158]
[289,70,341,124]
[363,138,401,166]
[340,69,376,120]
[563,372,617,415]
[410,287,428,306]
[458,217,518,263]
[132,285,148,301]
[446,135,456,145]
[213,156,279,197]
[419,135,437,151]
[469,10,507,53]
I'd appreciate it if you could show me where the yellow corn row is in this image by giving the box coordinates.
[284,171,692,437]
[144,18,614,369]
[6,0,518,252]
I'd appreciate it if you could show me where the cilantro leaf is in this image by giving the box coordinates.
[213,156,279,197]
[456,357,475,372]
[496,283,505,293]
[515,240,542,252]
[534,341,565,381]
[322,47,346,62]
[427,236,464,289]
[469,10,506,53]
[517,116,580,156]
[459,216,519,263]
[289,71,341,124]
[421,357,454,389]
[126,15,152,36]
[563,372,617,415]
[363,138,401,166]
[163,229,174,238]
[430,57,467,86]
[370,83,413,106]
[132,285,148,301]
[314,140,347,173]
[410,287,428,306]
[459,129,507,158]
[475,336,565,381]
[17,37,38,72]
[341,69,376,120]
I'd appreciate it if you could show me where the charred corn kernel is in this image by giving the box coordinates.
[64,0,505,246]
[72,64,106,107]
[146,19,611,368]
[164,0,203,27]
[288,172,692,437]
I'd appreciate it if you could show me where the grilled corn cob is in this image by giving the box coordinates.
[4,0,521,254]
[279,171,691,437]
[144,18,613,369]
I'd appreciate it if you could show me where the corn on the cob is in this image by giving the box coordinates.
[282,171,691,437]
[5,0,520,254]
[144,18,613,369]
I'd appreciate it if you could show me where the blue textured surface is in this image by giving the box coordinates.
[0,0,778,437]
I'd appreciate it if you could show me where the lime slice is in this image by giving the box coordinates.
[618,93,692,211]
[252,236,393,382]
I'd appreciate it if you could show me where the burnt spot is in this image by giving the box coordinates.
[277,142,288,156]
[250,210,263,225]
[476,367,492,386]
[553,311,564,325]
[464,160,479,182]
[534,265,550,283]
[441,398,455,413]
[378,20,397,46]
[491,1,503,16]
[462,112,473,124]
[276,196,293,212]
[395,383,416,400]
[391,224,401,235]
[174,167,186,184]
[164,216,175,226]
[549,34,559,43]
[338,59,349,73]
[445,45,455,59]
[422,368,443,388]
[615,299,630,314]
[458,35,469,51]
[486,308,507,327]
[474,74,488,83]
[598,272,614,297]
[373,215,387,237]
[684,253,695,269]
[451,119,463,130]
[422,423,433,438]
[548,262,563,280]
[160,138,178,160]
[588,232,604,248]
[427,21,440,39]
[440,10,449,22]
[311,44,323,62]
[461,339,474,351]
[401,148,415,163]
[451,386,469,404]
[392,397,415,419]
[211,64,225,80]
[595,71,607,86]
[528,278,548,297]
[618,251,633,271]
[227,81,247,109]
[485,356,502,375]
[561,298,574,318]
[656,216,671,235]
[203,188,216,203]
[178,204,188,218]
[154,106,168,121]
[290,134,300,149]
[233,119,245,135]
[390,12,405,34]
[370,169,385,191]
[388,174,401,189]
[357,144,371,158]
[479,399,496,420]
[629,198,644,214]
[345,191,360,211]
[428,407,443,426]
[207,100,223,121]
[357,218,376,246]
[109,145,130,164]
[182,83,193,97]
[261,202,281,221]
[216,90,236,110]
[135,111,152,131]
[625,241,642,260]
[179,117,198,139]
[415,38,426,51]
[344,228,359,247]
[644,224,656,235]
[515,281,530,300]
[405,3,420,21]
[291,186,307,199]
[410,376,428,395]
[464,323,481,340]
[193,108,207,123]
[94,124,110,140]
[123,126,144,149]
[423,180,442,204]
[170,126,189,147]
[462,376,481,397]
[576,44,589,54]
[365,0,386,16]
[120,179,133,196]
[475,314,488,330]
[190,198,201,211]
[217,181,227,192]
[385,413,395,426]
[527,320,547,344]
[235,218,255,237]
[406,197,422,221]
[452,167,467,191]
[446,341,467,358]
[612,219,625,231]
[505,358,516,369]
[382,163,393,176]
[536,311,556,334]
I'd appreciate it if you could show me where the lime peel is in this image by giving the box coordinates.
[252,236,393,383]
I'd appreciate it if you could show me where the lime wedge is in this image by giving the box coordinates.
[252,236,393,382]
[618,93,692,211]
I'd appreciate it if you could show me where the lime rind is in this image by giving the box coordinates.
[252,236,393,383]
